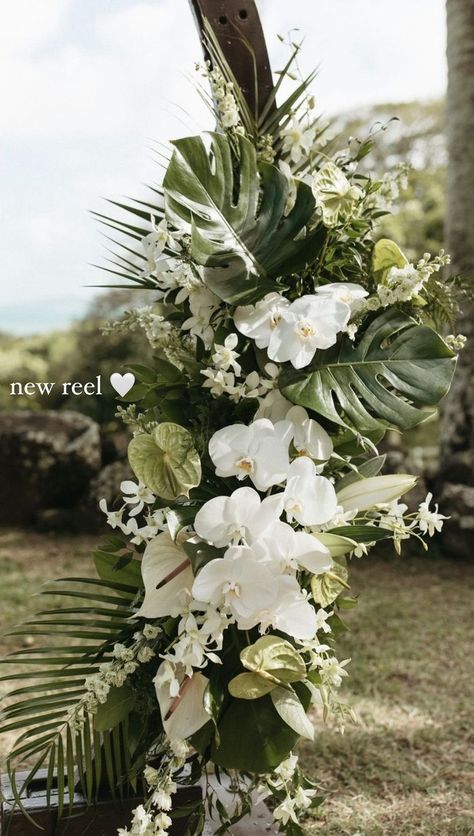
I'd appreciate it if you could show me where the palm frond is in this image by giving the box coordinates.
[0,574,141,819]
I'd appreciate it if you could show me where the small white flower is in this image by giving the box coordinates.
[281,117,315,164]
[211,333,241,374]
[120,480,155,517]
[274,793,299,825]
[99,498,126,530]
[417,492,447,536]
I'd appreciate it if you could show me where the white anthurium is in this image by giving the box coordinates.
[193,487,283,548]
[284,456,338,526]
[134,532,193,620]
[256,575,318,641]
[254,521,332,576]
[208,418,293,491]
[234,292,290,349]
[286,405,333,461]
[267,295,350,369]
[337,474,417,512]
[154,664,209,741]
[316,282,369,313]
[192,547,277,628]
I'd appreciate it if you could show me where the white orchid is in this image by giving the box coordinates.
[208,418,293,490]
[192,547,276,628]
[120,479,155,517]
[211,333,241,375]
[234,292,290,349]
[255,389,294,422]
[316,282,368,313]
[254,520,332,575]
[267,295,350,369]
[286,405,333,460]
[249,574,318,641]
[417,492,448,536]
[281,117,315,164]
[193,487,283,548]
[283,456,338,526]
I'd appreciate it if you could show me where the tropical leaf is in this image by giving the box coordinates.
[0,575,143,819]
[163,131,326,304]
[281,309,456,432]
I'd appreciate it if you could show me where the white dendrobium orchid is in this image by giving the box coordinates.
[417,492,448,536]
[194,487,283,548]
[312,161,363,227]
[281,117,315,165]
[337,474,417,512]
[316,282,369,313]
[154,664,209,741]
[134,533,194,620]
[254,520,332,575]
[234,292,290,349]
[208,418,293,490]
[120,479,155,517]
[284,456,338,526]
[286,405,333,461]
[211,333,241,375]
[192,548,276,628]
[267,295,350,369]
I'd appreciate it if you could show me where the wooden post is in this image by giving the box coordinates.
[188,0,275,120]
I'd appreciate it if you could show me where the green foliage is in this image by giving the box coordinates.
[164,132,326,304]
[281,309,456,432]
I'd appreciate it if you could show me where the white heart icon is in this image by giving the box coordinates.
[110,372,136,398]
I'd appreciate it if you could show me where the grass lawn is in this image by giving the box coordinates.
[0,528,473,834]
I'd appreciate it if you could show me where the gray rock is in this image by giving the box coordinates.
[0,410,101,524]
[441,450,474,487]
[438,482,474,560]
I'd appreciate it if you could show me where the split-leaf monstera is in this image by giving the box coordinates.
[163,132,326,304]
[281,308,456,432]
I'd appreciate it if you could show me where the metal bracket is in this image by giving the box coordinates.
[188,0,274,120]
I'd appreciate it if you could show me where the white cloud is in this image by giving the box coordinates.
[0,0,446,332]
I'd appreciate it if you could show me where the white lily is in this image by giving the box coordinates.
[192,547,276,628]
[208,418,293,491]
[134,532,193,620]
[267,295,350,369]
[193,487,283,548]
[234,292,290,349]
[154,664,209,741]
[337,474,417,512]
[284,456,338,526]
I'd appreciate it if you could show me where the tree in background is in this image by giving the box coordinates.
[438,0,474,557]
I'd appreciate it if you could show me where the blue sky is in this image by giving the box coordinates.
[0,0,446,334]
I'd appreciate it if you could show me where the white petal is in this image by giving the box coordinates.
[155,667,209,740]
[134,533,193,619]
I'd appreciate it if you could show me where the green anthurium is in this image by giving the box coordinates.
[128,422,201,500]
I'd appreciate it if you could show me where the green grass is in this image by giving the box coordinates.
[303,552,474,835]
[0,530,473,834]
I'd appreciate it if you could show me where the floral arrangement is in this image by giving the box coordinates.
[1,33,462,836]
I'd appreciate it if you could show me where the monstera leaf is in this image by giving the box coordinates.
[281,309,456,432]
[163,132,325,304]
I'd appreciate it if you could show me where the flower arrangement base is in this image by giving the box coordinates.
[202,776,277,835]
[0,772,201,836]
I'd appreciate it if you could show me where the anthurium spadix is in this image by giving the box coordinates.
[337,474,417,512]
[154,664,209,741]
[134,532,193,619]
